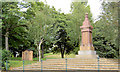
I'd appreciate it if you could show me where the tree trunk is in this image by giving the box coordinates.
[61,52,64,58]
[38,42,41,62]
[79,34,81,46]
[60,48,63,58]
[41,44,44,58]
[62,44,65,58]
[38,39,43,62]
[37,45,38,61]
[5,32,9,50]
[60,44,65,58]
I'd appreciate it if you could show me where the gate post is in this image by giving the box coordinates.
[23,60,24,72]
[98,56,99,72]
[65,58,67,72]
[41,59,43,72]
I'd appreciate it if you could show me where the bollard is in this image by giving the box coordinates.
[65,58,67,72]
[98,56,99,72]
[6,60,7,72]
[41,59,42,72]
[23,60,24,72]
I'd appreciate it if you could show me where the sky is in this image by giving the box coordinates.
[40,0,103,22]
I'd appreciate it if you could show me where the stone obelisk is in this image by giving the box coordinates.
[76,13,97,58]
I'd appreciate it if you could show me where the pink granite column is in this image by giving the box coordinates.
[76,13,97,58]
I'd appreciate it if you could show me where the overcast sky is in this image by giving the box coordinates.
[40,0,103,22]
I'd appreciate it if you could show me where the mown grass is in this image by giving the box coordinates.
[9,52,76,69]
[65,53,75,58]
[10,53,76,61]
[44,53,54,56]
[9,60,37,68]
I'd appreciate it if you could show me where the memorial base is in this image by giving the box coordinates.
[76,50,98,58]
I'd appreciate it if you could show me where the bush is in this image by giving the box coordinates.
[2,49,11,70]
[10,57,22,60]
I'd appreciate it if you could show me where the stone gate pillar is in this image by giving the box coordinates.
[76,13,97,58]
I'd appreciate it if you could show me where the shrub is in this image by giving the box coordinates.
[10,57,22,60]
[2,49,11,70]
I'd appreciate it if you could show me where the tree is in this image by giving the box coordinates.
[65,2,93,54]
[93,2,119,58]
[2,2,28,51]
[26,2,54,61]
[49,10,74,58]
[50,2,94,58]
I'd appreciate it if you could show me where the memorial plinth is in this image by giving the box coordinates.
[22,49,33,61]
[76,13,97,58]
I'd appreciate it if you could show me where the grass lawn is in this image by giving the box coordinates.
[42,52,76,59]
[9,60,38,68]
[9,52,76,69]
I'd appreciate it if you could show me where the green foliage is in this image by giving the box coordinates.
[49,2,93,58]
[93,2,119,58]
[27,2,55,45]
[73,47,79,54]
[2,49,11,70]
[51,12,74,58]
[29,47,38,58]
[65,2,93,53]
[2,2,29,55]
[25,2,56,58]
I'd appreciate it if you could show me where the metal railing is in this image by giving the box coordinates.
[5,57,119,72]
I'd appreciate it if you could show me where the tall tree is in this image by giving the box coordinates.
[26,2,54,61]
[51,12,73,58]
[93,2,119,58]
[65,2,93,54]
[52,2,94,57]
[2,2,28,51]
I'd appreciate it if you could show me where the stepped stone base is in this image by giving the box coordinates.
[76,50,98,58]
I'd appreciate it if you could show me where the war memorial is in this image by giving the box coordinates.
[76,13,97,58]
[11,14,118,72]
